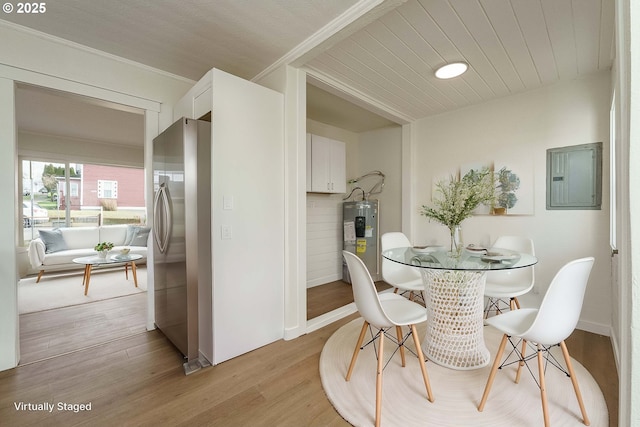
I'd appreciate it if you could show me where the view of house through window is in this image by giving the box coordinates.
[21,159,146,243]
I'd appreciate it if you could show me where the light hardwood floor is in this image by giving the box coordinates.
[307,280,391,319]
[4,288,618,426]
[19,292,147,365]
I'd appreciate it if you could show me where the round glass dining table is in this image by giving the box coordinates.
[382,246,537,370]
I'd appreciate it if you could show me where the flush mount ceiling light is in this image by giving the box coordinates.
[435,62,468,79]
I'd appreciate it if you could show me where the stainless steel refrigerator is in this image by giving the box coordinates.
[153,117,213,374]
[343,200,379,283]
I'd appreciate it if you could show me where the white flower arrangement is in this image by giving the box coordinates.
[420,168,494,230]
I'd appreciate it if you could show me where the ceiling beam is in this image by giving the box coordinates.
[306,67,413,125]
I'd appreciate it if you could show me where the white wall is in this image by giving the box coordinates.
[209,69,285,362]
[357,126,403,237]
[0,79,19,370]
[18,131,144,168]
[412,71,612,334]
[255,65,307,340]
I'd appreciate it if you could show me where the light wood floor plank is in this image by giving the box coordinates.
[307,279,391,319]
[2,284,618,427]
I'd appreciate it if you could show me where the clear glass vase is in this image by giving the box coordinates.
[449,225,462,257]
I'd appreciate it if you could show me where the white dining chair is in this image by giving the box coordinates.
[478,257,595,427]
[484,236,535,317]
[342,250,434,427]
[381,232,424,302]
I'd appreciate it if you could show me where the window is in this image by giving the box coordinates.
[610,94,617,250]
[20,159,146,244]
[70,182,79,197]
[98,180,118,199]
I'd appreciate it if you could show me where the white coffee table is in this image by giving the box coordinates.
[72,254,143,296]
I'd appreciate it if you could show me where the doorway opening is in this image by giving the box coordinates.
[15,84,148,365]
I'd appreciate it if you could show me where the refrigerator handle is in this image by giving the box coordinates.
[153,183,172,254]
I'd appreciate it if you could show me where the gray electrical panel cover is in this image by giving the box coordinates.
[546,142,602,210]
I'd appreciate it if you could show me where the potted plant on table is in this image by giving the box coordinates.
[94,241,114,259]
[420,168,494,256]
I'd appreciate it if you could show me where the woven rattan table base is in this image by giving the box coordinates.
[420,269,490,370]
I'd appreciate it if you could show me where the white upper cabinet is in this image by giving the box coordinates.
[173,70,213,121]
[307,133,346,194]
[193,87,213,119]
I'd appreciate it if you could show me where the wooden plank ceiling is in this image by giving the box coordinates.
[305,0,615,123]
[2,0,616,132]
[0,0,359,82]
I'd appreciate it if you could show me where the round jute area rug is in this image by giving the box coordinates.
[320,318,608,427]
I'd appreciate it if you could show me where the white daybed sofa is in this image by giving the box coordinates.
[28,224,149,282]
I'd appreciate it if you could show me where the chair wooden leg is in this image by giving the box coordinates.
[484,299,491,319]
[560,340,591,426]
[375,330,384,427]
[513,297,521,309]
[515,339,527,384]
[396,326,406,367]
[478,333,509,411]
[411,324,434,402]
[346,321,369,381]
[36,270,44,283]
[396,326,407,368]
[537,344,550,427]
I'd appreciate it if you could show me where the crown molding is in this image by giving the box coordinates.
[252,0,408,83]
[305,67,414,125]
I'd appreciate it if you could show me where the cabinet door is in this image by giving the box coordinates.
[193,87,212,119]
[310,135,345,193]
[310,134,331,192]
[330,139,346,193]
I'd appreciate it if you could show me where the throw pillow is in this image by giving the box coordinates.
[130,227,151,246]
[38,229,68,253]
[124,225,138,246]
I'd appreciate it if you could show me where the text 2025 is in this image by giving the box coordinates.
[17,3,46,13]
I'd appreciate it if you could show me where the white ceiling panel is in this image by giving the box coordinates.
[1,0,359,81]
[542,0,579,80]
[479,0,540,89]
[450,0,526,94]
[306,0,614,122]
[511,0,559,84]
[3,0,615,134]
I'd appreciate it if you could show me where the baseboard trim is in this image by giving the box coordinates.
[576,319,611,337]
[306,303,357,333]
[283,324,306,341]
[307,273,342,288]
[610,328,621,375]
